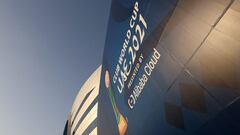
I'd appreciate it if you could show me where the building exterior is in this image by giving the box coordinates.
[65,0,240,135]
[64,66,102,135]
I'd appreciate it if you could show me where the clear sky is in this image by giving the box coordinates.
[0,0,111,134]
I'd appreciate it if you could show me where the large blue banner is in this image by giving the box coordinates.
[98,1,180,134]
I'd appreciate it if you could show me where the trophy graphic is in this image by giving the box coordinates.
[105,70,128,135]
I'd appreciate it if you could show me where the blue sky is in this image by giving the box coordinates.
[0,0,111,134]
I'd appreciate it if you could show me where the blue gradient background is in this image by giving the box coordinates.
[0,0,111,134]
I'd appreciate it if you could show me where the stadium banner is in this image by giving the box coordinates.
[98,0,181,135]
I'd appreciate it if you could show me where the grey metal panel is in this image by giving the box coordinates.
[215,0,240,42]
[158,6,211,65]
[187,0,240,107]
[177,0,231,26]
[158,0,233,66]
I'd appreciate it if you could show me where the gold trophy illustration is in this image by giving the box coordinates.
[105,70,128,135]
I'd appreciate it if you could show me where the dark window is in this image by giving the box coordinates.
[63,120,68,135]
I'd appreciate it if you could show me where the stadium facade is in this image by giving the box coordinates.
[64,66,102,135]
[64,0,240,135]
